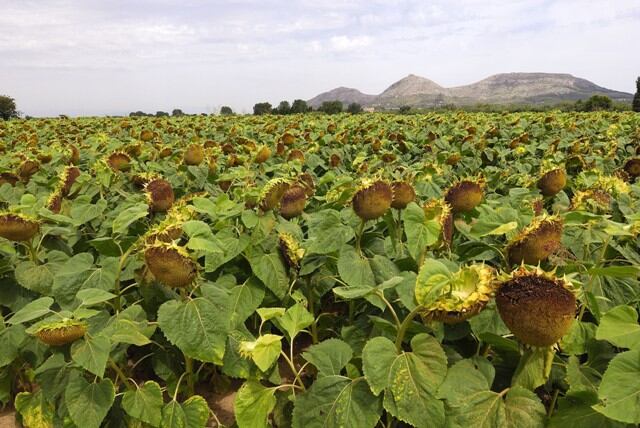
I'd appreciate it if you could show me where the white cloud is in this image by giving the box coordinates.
[330,35,373,51]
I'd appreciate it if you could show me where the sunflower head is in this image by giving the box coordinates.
[623,157,640,179]
[0,212,40,241]
[278,233,305,272]
[537,168,567,197]
[496,266,576,346]
[444,178,485,213]
[423,199,453,248]
[183,144,205,166]
[352,179,393,220]
[145,178,175,213]
[254,145,272,164]
[279,185,307,219]
[416,262,495,324]
[144,242,198,288]
[35,319,87,346]
[259,178,290,212]
[107,151,131,172]
[506,215,563,266]
[391,181,416,209]
[60,166,80,196]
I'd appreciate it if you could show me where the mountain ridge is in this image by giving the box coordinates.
[307,72,633,108]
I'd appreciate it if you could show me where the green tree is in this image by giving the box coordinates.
[220,106,233,115]
[155,111,169,117]
[253,102,272,115]
[290,99,310,113]
[319,100,343,114]
[276,101,291,115]
[346,102,363,114]
[171,109,184,117]
[399,105,411,114]
[582,95,612,111]
[0,95,19,120]
[633,77,640,112]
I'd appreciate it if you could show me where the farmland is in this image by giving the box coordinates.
[1,111,640,427]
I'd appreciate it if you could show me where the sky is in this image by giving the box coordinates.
[1,0,639,116]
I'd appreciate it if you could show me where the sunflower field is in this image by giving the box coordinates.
[0,111,640,427]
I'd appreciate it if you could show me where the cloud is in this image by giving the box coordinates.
[330,35,373,52]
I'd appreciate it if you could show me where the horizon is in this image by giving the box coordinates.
[2,0,640,117]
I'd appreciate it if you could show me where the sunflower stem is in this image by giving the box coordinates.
[395,306,423,353]
[185,356,195,396]
[355,219,366,255]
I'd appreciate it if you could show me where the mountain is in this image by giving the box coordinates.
[307,73,633,108]
[307,87,376,108]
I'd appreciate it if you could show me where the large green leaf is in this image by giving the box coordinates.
[436,359,491,406]
[302,338,353,377]
[227,277,265,328]
[65,375,115,428]
[306,210,354,254]
[182,395,210,428]
[363,334,447,428]
[337,244,375,288]
[240,334,282,372]
[14,261,53,294]
[0,325,27,367]
[112,203,149,234]
[158,298,228,364]
[447,386,545,428]
[235,381,277,428]
[292,376,382,428]
[273,302,314,340]
[71,334,111,378]
[596,305,640,349]
[8,297,53,324]
[594,348,640,423]
[122,381,163,427]
[14,390,55,428]
[52,253,94,307]
[248,252,288,299]
[403,202,441,260]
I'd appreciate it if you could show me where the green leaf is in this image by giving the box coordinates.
[76,288,116,307]
[158,298,228,364]
[337,244,375,288]
[362,336,397,395]
[593,348,640,423]
[240,334,282,372]
[227,277,265,328]
[436,359,491,406]
[112,203,149,234]
[65,375,115,428]
[403,202,440,260]
[292,376,382,428]
[382,334,447,428]
[596,305,640,349]
[0,325,27,367]
[15,390,55,428]
[414,259,452,307]
[306,210,354,254]
[550,391,626,428]
[14,261,53,294]
[71,334,111,378]
[248,252,288,299]
[182,395,210,428]
[161,400,186,428]
[447,386,545,428]
[512,347,552,390]
[561,321,597,355]
[8,297,53,324]
[273,302,314,340]
[122,381,163,427]
[588,266,640,278]
[302,339,353,377]
[52,252,94,308]
[235,381,277,428]
[256,307,286,322]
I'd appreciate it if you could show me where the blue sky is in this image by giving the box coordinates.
[2,0,639,116]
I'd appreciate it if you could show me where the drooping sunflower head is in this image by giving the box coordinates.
[46,189,64,214]
[496,266,576,347]
[623,157,640,179]
[145,178,175,213]
[279,185,307,219]
[59,165,81,196]
[35,319,87,346]
[506,215,563,266]
[183,144,205,166]
[278,233,305,272]
[444,178,485,213]
[390,181,416,210]
[416,262,496,324]
[570,189,612,213]
[0,212,40,241]
[107,151,131,172]
[259,178,290,212]
[537,168,567,197]
[144,242,198,288]
[254,145,272,164]
[351,178,393,220]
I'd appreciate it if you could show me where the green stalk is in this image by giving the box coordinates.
[395,306,423,353]
[185,356,195,396]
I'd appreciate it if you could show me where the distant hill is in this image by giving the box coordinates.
[307,73,633,108]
